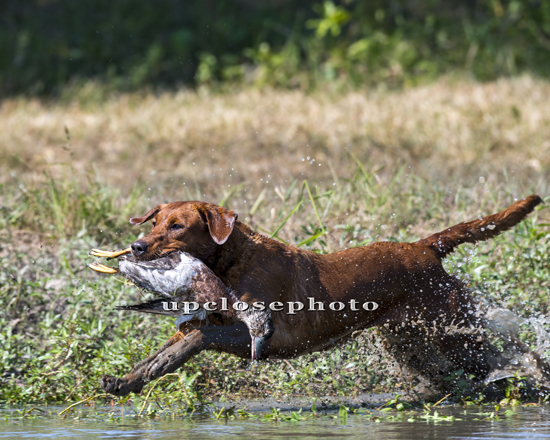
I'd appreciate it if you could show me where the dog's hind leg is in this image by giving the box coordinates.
[430,331,498,377]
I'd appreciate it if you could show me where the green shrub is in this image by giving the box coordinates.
[2,0,550,96]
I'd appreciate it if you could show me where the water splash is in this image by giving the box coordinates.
[379,306,550,396]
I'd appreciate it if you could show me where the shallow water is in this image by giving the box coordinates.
[2,405,550,439]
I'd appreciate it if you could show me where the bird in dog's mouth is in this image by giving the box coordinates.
[88,248,273,361]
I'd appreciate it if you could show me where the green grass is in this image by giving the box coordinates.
[1,156,549,409]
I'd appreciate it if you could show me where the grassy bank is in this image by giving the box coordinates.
[1,77,549,408]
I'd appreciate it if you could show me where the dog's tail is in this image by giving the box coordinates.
[416,195,543,259]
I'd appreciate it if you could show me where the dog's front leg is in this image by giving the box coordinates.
[145,323,255,378]
[100,330,186,396]
[100,324,253,396]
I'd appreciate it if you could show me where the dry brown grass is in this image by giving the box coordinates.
[2,75,549,186]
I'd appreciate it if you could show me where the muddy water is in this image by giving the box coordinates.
[2,405,550,439]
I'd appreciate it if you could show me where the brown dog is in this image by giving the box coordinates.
[100,195,542,396]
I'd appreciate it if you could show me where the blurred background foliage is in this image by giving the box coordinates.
[1,0,550,96]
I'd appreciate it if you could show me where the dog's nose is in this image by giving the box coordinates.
[131,240,149,256]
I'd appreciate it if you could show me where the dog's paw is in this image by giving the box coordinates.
[100,375,121,395]
[100,375,143,396]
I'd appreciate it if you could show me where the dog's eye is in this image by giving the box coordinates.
[152,222,156,228]
[169,223,183,231]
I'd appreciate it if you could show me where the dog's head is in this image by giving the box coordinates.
[129,201,238,261]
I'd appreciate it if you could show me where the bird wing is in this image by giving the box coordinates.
[114,299,179,316]
[190,263,237,307]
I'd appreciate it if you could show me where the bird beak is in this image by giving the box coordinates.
[251,335,264,361]
[89,248,131,259]
[88,261,119,274]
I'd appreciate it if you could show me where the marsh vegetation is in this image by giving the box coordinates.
[1,76,549,412]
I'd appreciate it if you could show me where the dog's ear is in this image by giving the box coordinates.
[198,205,238,245]
[129,206,161,225]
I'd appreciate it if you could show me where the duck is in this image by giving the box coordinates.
[88,248,273,360]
